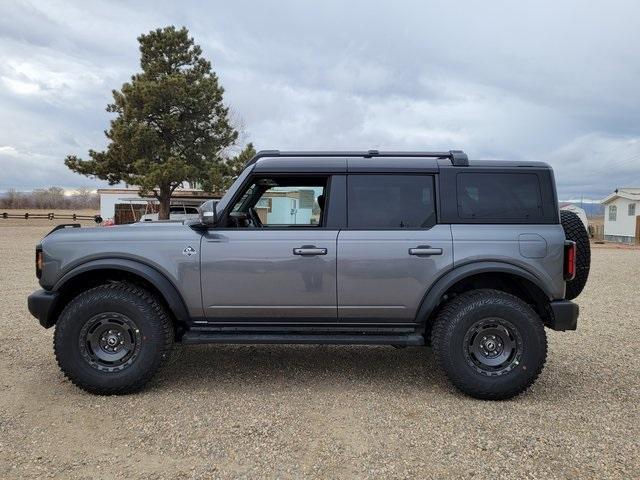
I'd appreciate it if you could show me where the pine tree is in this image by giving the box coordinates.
[204,143,256,193]
[65,26,239,219]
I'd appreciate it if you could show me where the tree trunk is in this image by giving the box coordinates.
[158,192,171,220]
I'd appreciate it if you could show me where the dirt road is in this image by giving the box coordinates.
[0,223,638,479]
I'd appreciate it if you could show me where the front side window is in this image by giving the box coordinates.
[229,176,327,227]
[629,203,636,216]
[457,173,543,220]
[347,175,436,229]
[609,205,617,221]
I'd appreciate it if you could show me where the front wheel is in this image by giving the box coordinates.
[431,289,547,400]
[54,283,174,395]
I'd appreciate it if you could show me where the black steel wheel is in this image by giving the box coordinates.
[54,282,173,395]
[432,289,547,400]
[463,318,522,377]
[79,312,142,372]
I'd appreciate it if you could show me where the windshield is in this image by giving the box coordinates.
[211,165,253,214]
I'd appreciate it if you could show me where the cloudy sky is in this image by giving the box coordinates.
[1,0,639,200]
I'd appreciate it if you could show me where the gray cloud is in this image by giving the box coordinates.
[0,0,639,199]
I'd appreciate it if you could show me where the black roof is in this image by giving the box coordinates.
[248,150,551,173]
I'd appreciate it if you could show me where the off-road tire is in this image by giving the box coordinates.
[560,210,590,300]
[432,289,547,400]
[54,282,173,395]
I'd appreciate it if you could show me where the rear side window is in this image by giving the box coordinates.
[347,175,436,229]
[457,173,543,220]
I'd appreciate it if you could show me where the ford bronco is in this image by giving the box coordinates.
[28,150,590,399]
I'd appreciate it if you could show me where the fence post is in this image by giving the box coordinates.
[25,213,28,219]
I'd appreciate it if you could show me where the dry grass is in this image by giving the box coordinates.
[0,222,638,479]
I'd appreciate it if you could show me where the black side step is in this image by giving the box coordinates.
[181,332,425,346]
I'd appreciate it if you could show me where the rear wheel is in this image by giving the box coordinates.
[54,282,173,395]
[432,289,547,400]
[560,210,590,300]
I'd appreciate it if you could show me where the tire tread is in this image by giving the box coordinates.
[432,289,547,400]
[53,282,173,395]
[560,210,591,300]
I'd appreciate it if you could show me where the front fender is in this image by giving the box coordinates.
[53,258,190,324]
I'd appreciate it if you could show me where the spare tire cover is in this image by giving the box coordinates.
[560,210,591,300]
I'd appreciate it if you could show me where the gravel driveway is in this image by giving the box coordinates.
[1,222,638,479]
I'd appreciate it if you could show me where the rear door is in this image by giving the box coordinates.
[337,174,453,323]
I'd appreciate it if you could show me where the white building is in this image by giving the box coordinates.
[98,187,220,224]
[600,187,640,244]
[255,188,318,225]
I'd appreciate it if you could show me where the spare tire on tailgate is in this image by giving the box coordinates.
[560,210,590,299]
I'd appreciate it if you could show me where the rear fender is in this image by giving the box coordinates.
[415,261,552,325]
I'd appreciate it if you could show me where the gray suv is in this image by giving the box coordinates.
[28,150,590,399]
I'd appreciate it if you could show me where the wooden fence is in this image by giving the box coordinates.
[1,212,99,221]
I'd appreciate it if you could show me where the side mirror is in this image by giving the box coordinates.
[198,200,218,227]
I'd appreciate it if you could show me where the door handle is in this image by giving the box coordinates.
[293,245,327,256]
[408,245,443,256]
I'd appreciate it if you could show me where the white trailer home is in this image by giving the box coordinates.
[600,188,640,244]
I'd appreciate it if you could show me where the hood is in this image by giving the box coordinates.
[41,221,197,247]
[38,221,204,290]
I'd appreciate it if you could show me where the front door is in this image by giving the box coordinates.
[200,175,338,323]
[337,174,453,323]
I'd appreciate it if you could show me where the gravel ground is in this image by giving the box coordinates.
[0,222,638,479]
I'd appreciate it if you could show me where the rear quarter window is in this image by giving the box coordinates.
[456,172,543,220]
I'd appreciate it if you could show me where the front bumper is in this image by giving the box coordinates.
[27,289,59,328]
[548,300,579,331]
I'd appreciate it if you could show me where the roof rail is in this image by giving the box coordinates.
[245,149,469,167]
